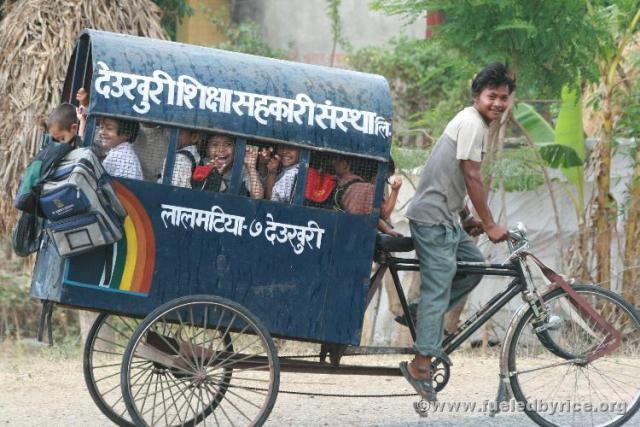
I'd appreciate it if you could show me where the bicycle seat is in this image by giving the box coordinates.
[376,233,414,252]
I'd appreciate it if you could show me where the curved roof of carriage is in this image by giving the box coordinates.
[78,29,392,160]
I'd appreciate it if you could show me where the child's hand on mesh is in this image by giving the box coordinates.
[244,145,259,169]
[76,88,90,107]
[258,147,273,165]
[266,155,280,175]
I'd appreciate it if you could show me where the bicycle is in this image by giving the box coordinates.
[371,222,640,427]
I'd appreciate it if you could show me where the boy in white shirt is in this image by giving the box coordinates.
[99,118,143,180]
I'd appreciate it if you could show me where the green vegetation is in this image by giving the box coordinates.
[209,14,288,58]
[348,37,475,138]
[372,0,600,95]
[152,0,194,40]
[0,260,79,344]
[485,146,546,192]
[391,143,429,171]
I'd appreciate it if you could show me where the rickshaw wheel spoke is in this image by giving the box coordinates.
[83,313,140,427]
[121,295,280,427]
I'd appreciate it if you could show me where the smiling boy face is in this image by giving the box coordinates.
[473,84,510,124]
[98,118,129,150]
[207,134,235,173]
[278,146,300,167]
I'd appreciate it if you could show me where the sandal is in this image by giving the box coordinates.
[399,361,437,401]
[394,303,417,327]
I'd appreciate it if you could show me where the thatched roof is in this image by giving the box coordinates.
[0,0,168,233]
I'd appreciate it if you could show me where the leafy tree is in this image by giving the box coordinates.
[325,0,351,66]
[348,37,476,139]
[372,0,600,95]
[583,1,639,289]
[151,0,193,40]
[373,0,640,291]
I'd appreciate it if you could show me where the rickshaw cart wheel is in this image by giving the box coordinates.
[121,295,280,427]
[83,313,141,427]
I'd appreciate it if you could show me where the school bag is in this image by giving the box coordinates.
[11,211,43,257]
[38,148,127,257]
[304,167,364,211]
[14,135,76,216]
[304,167,337,209]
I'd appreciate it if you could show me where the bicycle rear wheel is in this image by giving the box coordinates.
[508,284,640,427]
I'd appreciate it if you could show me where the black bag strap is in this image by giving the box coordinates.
[334,177,365,211]
[176,149,198,173]
[288,171,299,204]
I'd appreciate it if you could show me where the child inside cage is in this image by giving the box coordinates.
[76,88,143,180]
[263,144,300,203]
[157,129,202,188]
[196,133,263,199]
[98,117,143,180]
[332,155,375,215]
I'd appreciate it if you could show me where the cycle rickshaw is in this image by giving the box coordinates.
[30,30,640,427]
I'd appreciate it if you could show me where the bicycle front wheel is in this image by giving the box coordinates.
[508,284,640,427]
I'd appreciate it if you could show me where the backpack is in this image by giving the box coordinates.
[39,148,127,257]
[11,211,43,257]
[304,167,337,209]
[303,168,364,212]
[333,177,365,212]
[14,135,75,216]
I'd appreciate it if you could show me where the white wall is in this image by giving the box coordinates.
[235,0,425,66]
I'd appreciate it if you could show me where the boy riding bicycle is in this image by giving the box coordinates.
[401,63,516,401]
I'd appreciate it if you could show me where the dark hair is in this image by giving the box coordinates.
[471,63,516,97]
[117,119,140,142]
[46,103,77,130]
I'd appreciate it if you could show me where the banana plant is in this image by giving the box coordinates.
[513,87,586,215]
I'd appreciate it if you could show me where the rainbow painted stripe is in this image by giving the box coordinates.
[107,181,156,294]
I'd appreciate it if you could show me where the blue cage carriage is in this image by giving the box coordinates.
[34,29,393,345]
[30,29,398,426]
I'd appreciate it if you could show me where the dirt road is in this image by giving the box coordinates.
[0,343,636,426]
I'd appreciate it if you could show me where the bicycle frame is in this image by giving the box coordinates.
[372,254,527,356]
[371,223,623,364]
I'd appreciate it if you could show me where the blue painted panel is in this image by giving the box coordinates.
[82,30,392,160]
[52,179,377,345]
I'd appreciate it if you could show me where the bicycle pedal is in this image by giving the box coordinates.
[413,399,430,417]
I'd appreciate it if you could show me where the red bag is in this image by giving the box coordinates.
[192,164,214,181]
[305,167,336,203]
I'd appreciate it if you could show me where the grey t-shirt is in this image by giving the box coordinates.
[406,106,488,226]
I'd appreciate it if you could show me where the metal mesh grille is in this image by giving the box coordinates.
[161,129,204,188]
[195,133,265,199]
[134,124,171,182]
[91,116,166,182]
[304,151,378,215]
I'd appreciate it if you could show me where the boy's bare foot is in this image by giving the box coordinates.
[399,361,437,401]
[407,359,430,380]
